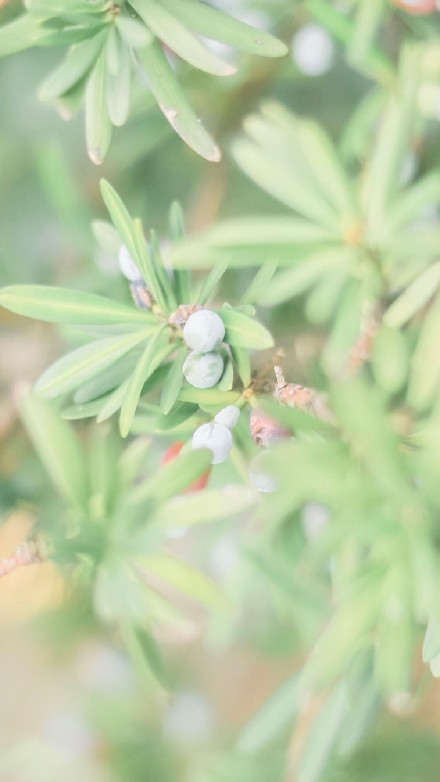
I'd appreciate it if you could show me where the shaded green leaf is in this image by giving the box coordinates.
[35,330,149,399]
[178,388,240,405]
[85,49,113,164]
[119,329,172,437]
[20,393,88,510]
[139,39,221,161]
[384,261,440,328]
[38,31,106,101]
[160,348,186,414]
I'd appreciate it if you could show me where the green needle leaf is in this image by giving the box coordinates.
[20,393,88,510]
[0,285,153,325]
[0,15,49,57]
[85,49,113,164]
[219,308,274,350]
[100,179,139,265]
[129,0,236,76]
[161,0,288,58]
[160,347,187,414]
[35,330,150,399]
[38,31,106,101]
[384,261,440,328]
[119,330,174,437]
[138,39,221,162]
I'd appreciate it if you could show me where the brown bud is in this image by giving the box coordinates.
[273,366,334,424]
[130,280,153,310]
[168,304,202,329]
[249,408,290,448]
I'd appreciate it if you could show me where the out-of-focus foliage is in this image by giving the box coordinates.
[0,0,287,161]
[3,1,440,782]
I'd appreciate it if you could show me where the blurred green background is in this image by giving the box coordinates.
[2,1,440,781]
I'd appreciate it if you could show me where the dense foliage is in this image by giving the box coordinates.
[2,1,440,780]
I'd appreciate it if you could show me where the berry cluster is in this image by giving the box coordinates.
[192,404,240,464]
[182,310,226,389]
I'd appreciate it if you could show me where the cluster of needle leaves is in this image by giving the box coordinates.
[0,0,287,161]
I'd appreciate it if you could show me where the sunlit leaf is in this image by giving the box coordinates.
[219,308,274,350]
[161,0,288,58]
[130,0,236,76]
[0,285,153,325]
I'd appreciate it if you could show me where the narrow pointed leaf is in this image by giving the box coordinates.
[20,393,88,509]
[230,345,251,387]
[237,674,302,753]
[130,0,236,76]
[139,39,221,161]
[197,263,228,304]
[152,485,257,526]
[106,31,131,126]
[160,347,186,414]
[384,261,440,328]
[142,554,226,608]
[219,309,274,350]
[38,32,106,101]
[179,388,240,405]
[0,15,49,57]
[35,330,149,399]
[96,380,129,423]
[240,260,278,305]
[162,0,288,58]
[116,14,153,48]
[85,50,113,164]
[100,179,139,263]
[119,329,173,436]
[0,285,153,325]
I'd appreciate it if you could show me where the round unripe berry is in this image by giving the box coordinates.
[214,405,240,430]
[183,351,224,389]
[192,422,232,465]
[248,451,278,493]
[183,310,225,353]
[119,245,142,281]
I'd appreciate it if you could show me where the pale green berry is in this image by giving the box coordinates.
[214,405,240,430]
[192,422,232,464]
[183,351,224,389]
[183,310,225,353]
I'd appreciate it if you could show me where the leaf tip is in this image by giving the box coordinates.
[88,147,105,166]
